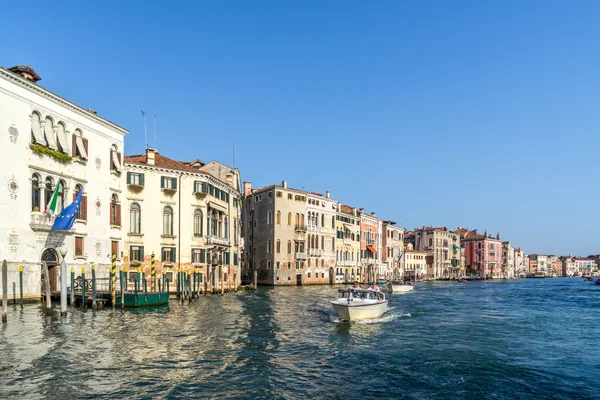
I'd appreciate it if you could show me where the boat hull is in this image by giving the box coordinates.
[389,284,414,293]
[330,300,388,321]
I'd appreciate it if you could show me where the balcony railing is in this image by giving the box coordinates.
[207,235,230,246]
[343,238,352,245]
[308,249,323,257]
[294,225,307,232]
[307,225,321,233]
[30,212,54,232]
[295,252,307,260]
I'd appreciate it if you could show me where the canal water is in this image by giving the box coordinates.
[1,278,599,399]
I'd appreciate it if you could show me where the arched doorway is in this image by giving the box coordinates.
[329,267,334,285]
[41,248,60,293]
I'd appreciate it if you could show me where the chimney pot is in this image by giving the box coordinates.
[326,191,330,199]
[146,148,157,165]
[243,182,253,196]
[371,212,376,217]
[282,180,287,188]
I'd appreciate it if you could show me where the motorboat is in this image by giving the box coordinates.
[387,281,415,293]
[330,289,388,322]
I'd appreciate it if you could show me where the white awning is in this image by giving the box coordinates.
[44,118,58,150]
[208,201,227,213]
[111,150,122,171]
[31,113,46,145]
[76,136,88,159]
[56,124,69,154]
[343,223,354,231]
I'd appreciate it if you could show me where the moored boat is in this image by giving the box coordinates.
[387,281,415,293]
[330,289,388,321]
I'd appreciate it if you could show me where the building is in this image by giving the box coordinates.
[334,205,361,283]
[360,210,383,283]
[403,243,427,280]
[410,227,461,279]
[459,229,503,278]
[0,65,128,298]
[123,149,242,292]
[242,181,337,286]
[382,221,405,280]
[502,241,515,279]
[514,248,526,278]
[529,257,538,275]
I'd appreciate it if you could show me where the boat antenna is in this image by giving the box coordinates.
[141,110,148,150]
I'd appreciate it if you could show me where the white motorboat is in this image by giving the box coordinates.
[388,281,415,293]
[330,289,388,321]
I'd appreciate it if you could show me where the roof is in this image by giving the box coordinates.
[125,152,210,175]
[8,65,41,82]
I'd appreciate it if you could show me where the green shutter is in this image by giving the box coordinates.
[202,182,208,193]
[172,178,177,190]
[140,173,145,187]
[140,246,144,261]
[161,176,166,189]
[172,247,177,262]
[127,172,132,184]
[129,246,133,261]
[225,252,230,264]
[161,247,165,261]
[191,248,195,263]
[194,180,199,193]
[200,249,206,263]
[234,253,238,265]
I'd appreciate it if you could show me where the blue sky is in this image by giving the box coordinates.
[3,1,599,256]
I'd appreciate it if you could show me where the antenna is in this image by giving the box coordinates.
[153,114,157,149]
[141,111,148,149]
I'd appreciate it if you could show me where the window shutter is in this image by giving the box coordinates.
[161,176,165,189]
[82,138,89,159]
[201,249,206,263]
[172,178,177,190]
[202,182,208,193]
[117,153,122,168]
[116,204,121,226]
[127,172,132,185]
[225,252,230,264]
[172,247,176,262]
[139,173,145,186]
[191,248,194,263]
[194,180,198,193]
[130,246,133,261]
[161,247,165,262]
[81,196,87,221]
[109,202,113,226]
[72,135,77,157]
[140,246,144,261]
[234,253,238,265]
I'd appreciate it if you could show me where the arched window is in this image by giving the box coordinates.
[110,194,121,227]
[163,206,173,236]
[276,210,281,224]
[44,116,57,150]
[267,239,272,254]
[211,210,218,236]
[321,214,325,227]
[224,216,229,238]
[332,216,335,229]
[31,112,45,145]
[56,179,66,213]
[130,203,141,234]
[44,177,54,211]
[288,212,292,225]
[276,239,281,253]
[300,214,305,226]
[194,209,203,236]
[267,210,272,225]
[31,173,41,211]
[287,240,292,253]
[295,213,300,226]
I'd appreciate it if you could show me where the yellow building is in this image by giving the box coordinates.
[335,205,362,283]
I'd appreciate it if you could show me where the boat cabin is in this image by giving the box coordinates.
[337,289,384,301]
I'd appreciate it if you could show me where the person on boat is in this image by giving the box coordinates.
[368,282,380,293]
[350,281,362,297]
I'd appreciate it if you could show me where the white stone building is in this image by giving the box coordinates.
[502,241,515,279]
[0,65,127,299]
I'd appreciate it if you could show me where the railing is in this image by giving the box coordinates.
[307,225,321,233]
[308,249,322,257]
[343,238,352,245]
[29,212,54,232]
[295,233,306,241]
[295,252,307,260]
[207,235,230,246]
[294,225,307,232]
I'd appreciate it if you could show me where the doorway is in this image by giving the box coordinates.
[41,248,59,293]
[296,273,302,286]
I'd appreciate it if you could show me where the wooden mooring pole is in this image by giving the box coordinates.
[91,264,97,309]
[41,261,51,311]
[19,265,23,307]
[2,260,8,323]
[254,270,258,290]
[70,266,75,306]
[81,267,86,308]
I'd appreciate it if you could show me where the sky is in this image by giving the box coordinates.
[2,1,599,256]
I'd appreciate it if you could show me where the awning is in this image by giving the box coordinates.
[366,245,377,254]
[453,244,459,250]
[343,224,353,231]
[208,201,227,213]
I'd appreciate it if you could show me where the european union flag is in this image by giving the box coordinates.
[51,189,83,231]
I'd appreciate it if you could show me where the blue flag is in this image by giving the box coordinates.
[51,189,83,231]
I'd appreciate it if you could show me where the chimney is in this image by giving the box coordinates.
[282,180,287,188]
[226,174,233,185]
[359,208,364,213]
[243,182,252,196]
[8,65,41,83]
[371,212,376,217]
[146,148,157,165]
[326,191,330,199]
[353,208,357,216]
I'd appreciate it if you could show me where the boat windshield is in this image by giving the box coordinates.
[338,290,382,300]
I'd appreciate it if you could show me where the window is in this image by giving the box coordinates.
[267,239,272,254]
[268,191,272,198]
[127,172,145,186]
[44,177,54,212]
[276,191,282,198]
[130,246,144,262]
[130,203,141,234]
[162,247,176,262]
[332,216,335,229]
[288,193,292,199]
[163,206,174,236]
[161,176,177,190]
[74,184,87,221]
[110,144,122,172]
[276,261,280,269]
[288,212,292,225]
[321,214,325,227]
[194,209,203,236]
[56,179,65,213]
[110,194,121,226]
[192,248,202,263]
[276,240,281,253]
[288,240,292,253]
[211,210,218,236]
[75,237,84,256]
[31,173,41,211]
[224,217,229,238]
[267,211,272,225]
[277,211,281,224]
[111,241,119,259]
[72,129,88,160]
[31,112,45,145]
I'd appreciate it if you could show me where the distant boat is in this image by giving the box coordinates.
[387,281,415,293]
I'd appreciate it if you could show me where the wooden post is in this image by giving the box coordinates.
[91,264,97,309]
[192,269,196,299]
[143,270,148,302]
[254,270,258,290]
[121,268,125,309]
[205,267,210,295]
[70,266,75,306]
[19,265,23,307]
[81,267,86,308]
[41,261,51,310]
[111,254,117,308]
[151,252,156,293]
[221,267,224,296]
[2,260,8,323]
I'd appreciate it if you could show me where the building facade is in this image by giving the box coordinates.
[123,149,241,292]
[335,205,361,283]
[360,211,382,283]
[0,65,127,298]
[382,221,405,280]
[403,243,427,280]
[411,227,461,279]
[502,241,515,279]
[460,229,503,278]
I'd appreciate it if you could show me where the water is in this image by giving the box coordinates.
[1,278,599,399]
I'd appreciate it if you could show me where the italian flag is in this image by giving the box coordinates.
[45,180,62,216]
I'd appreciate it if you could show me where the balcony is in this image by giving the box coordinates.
[307,225,321,233]
[30,212,55,232]
[343,238,352,245]
[207,235,230,246]
[308,249,323,257]
[361,258,376,265]
[294,225,307,232]
[295,232,306,241]
[295,252,307,260]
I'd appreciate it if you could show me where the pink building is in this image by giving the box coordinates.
[456,228,503,278]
